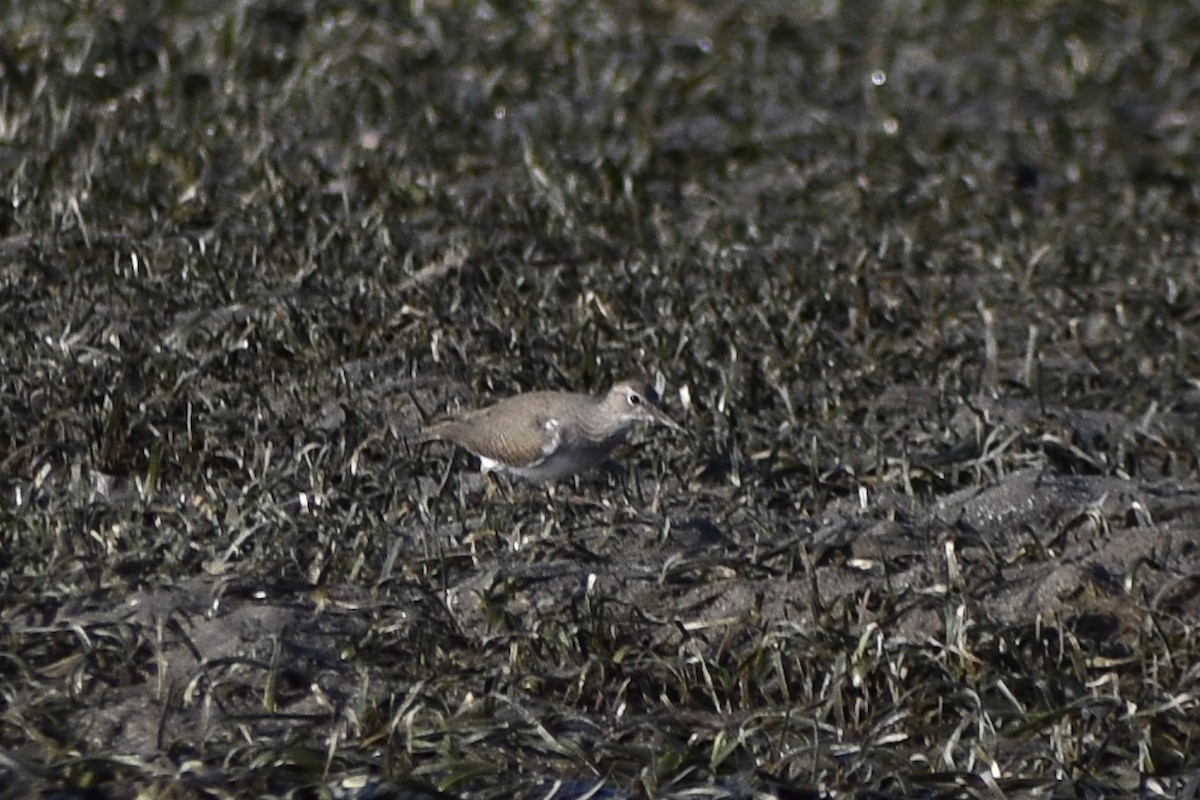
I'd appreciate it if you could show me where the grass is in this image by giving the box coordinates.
[2,0,1200,797]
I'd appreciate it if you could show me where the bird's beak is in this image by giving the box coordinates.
[646,402,684,432]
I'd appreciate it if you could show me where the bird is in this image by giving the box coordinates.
[424,379,682,483]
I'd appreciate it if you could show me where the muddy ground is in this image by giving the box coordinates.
[3,1,1200,798]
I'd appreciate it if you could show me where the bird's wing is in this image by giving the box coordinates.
[427,398,562,468]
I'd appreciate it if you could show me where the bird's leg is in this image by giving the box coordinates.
[545,480,579,521]
[482,467,502,501]
[602,458,641,505]
[540,482,557,518]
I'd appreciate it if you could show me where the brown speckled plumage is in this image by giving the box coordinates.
[425,379,682,482]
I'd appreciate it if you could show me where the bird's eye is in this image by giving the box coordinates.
[629,393,642,406]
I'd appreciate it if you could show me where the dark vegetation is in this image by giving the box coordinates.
[3,0,1200,797]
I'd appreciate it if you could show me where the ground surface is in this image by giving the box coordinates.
[3,1,1200,798]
